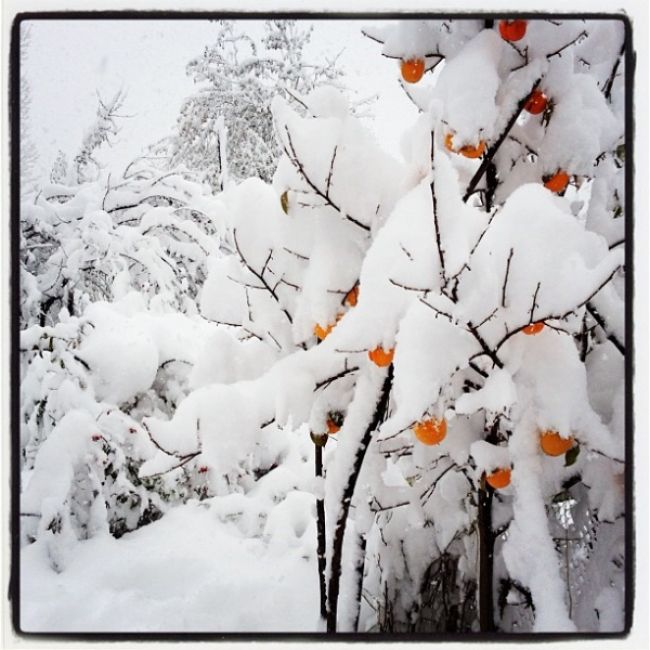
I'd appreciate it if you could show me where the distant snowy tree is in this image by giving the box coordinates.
[73,89,128,183]
[49,150,71,185]
[166,19,344,190]
[20,23,40,198]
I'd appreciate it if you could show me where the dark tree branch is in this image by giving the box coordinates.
[419,298,454,322]
[389,278,432,293]
[282,126,370,232]
[501,248,514,308]
[587,303,625,355]
[315,442,327,620]
[546,30,587,59]
[467,323,504,369]
[529,282,542,323]
[491,266,623,355]
[326,146,338,197]
[430,178,448,288]
[475,308,499,330]
[233,229,293,325]
[399,243,414,261]
[314,365,359,391]
[463,78,542,203]
[603,41,625,102]
[143,451,201,478]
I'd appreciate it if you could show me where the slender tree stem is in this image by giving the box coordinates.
[463,78,542,203]
[326,365,394,632]
[315,443,328,621]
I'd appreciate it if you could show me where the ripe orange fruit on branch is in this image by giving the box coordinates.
[524,90,548,115]
[540,430,575,457]
[412,418,447,446]
[499,20,527,42]
[314,314,343,341]
[314,322,334,341]
[401,58,425,83]
[368,346,394,367]
[543,171,570,194]
[485,467,512,489]
[326,418,340,434]
[326,411,344,435]
[444,133,486,159]
[345,285,359,307]
[522,322,545,335]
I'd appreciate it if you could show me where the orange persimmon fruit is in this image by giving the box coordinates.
[522,322,545,335]
[524,89,548,115]
[544,170,570,194]
[540,430,575,457]
[499,20,527,42]
[368,346,395,367]
[401,58,426,83]
[444,132,486,159]
[412,418,447,446]
[345,285,359,307]
[485,467,512,489]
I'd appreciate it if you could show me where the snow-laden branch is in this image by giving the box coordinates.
[281,125,371,232]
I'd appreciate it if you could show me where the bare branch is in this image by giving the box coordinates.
[501,248,514,308]
[282,125,370,232]
[314,365,359,391]
[546,30,587,59]
[389,278,432,293]
[463,78,543,203]
[529,282,542,323]
[419,298,453,322]
[233,229,293,325]
[326,146,338,197]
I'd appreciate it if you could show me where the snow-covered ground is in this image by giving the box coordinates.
[21,500,321,632]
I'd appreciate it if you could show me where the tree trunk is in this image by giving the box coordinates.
[326,365,394,633]
[478,474,495,632]
[352,531,367,631]
[315,442,327,621]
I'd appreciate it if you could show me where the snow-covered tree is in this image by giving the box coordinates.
[165,19,344,190]
[20,117,230,565]
[132,18,626,634]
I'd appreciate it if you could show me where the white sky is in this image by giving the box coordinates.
[22,18,417,179]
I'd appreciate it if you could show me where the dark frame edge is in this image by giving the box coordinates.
[7,9,635,643]
[9,11,23,639]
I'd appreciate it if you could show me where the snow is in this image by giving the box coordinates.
[21,501,320,632]
[79,304,159,405]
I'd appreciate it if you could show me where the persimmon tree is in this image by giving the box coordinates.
[137,17,626,633]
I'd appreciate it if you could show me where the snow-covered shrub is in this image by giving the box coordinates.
[20,162,227,328]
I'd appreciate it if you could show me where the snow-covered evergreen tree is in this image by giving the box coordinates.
[165,20,343,190]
